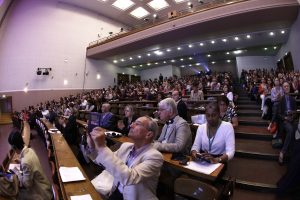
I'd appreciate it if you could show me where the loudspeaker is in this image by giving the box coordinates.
[168,10,177,19]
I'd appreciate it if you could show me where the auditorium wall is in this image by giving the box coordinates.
[276,8,300,70]
[139,65,178,81]
[0,0,12,22]
[0,0,136,111]
[236,56,276,77]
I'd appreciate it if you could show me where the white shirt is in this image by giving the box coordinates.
[191,121,235,160]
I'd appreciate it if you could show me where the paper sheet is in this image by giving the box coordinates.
[9,163,21,171]
[70,194,93,200]
[184,160,221,175]
[59,167,86,182]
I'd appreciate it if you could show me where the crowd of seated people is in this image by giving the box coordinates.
[12,71,242,199]
[241,68,300,194]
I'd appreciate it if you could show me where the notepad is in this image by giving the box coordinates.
[59,167,86,182]
[70,194,92,200]
[9,163,21,171]
[184,160,221,175]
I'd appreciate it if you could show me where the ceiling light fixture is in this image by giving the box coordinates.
[177,47,182,50]
[147,53,151,56]
[112,0,135,11]
[171,59,176,62]
[188,44,193,48]
[113,60,118,63]
[281,30,285,34]
[166,49,171,52]
[222,39,227,42]
[264,47,268,50]
[148,0,169,11]
[211,61,216,64]
[199,42,204,46]
[130,7,150,19]
[211,40,215,44]
[246,34,251,39]
[180,58,184,61]
[138,55,142,58]
[129,57,133,60]
[189,57,192,60]
[234,36,239,41]
[269,32,275,36]
[154,50,163,55]
[226,52,230,55]
[273,46,277,50]
[227,60,231,63]
[207,54,211,57]
[233,50,243,54]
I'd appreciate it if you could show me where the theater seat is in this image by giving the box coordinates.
[174,177,218,200]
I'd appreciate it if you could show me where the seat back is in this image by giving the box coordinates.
[174,177,218,200]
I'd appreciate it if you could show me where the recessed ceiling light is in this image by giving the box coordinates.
[138,55,142,58]
[246,34,251,39]
[140,64,143,67]
[130,7,150,19]
[129,57,133,60]
[264,47,268,50]
[112,0,135,11]
[188,44,193,48]
[177,47,182,50]
[233,50,243,54]
[132,66,136,68]
[196,63,200,66]
[269,32,275,36]
[281,30,285,34]
[148,0,169,11]
[154,50,163,55]
[189,57,192,60]
[113,60,118,63]
[63,80,68,85]
[211,40,215,44]
[207,54,211,57]
[163,61,167,63]
[147,63,151,66]
[226,52,230,55]
[227,60,231,63]
[121,58,125,62]
[97,74,101,79]
[189,64,192,66]
[147,53,151,56]
[174,0,187,3]
[166,48,171,52]
[155,62,159,65]
[211,61,216,64]
[180,58,184,61]
[199,42,204,46]
[234,37,239,41]
[222,39,227,42]
[181,65,185,68]
[273,46,277,50]
[171,59,176,62]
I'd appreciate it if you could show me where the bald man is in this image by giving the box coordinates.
[88,116,163,200]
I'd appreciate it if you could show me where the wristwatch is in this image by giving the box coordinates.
[218,157,222,163]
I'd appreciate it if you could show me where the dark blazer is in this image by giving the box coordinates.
[177,99,188,121]
[278,94,297,122]
[118,115,138,135]
[99,112,116,131]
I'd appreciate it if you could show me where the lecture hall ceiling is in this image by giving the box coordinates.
[59,0,300,70]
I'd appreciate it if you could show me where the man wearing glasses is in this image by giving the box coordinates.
[88,116,163,200]
[153,98,192,155]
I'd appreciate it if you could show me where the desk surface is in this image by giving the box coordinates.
[108,136,224,182]
[41,119,102,200]
[51,134,102,200]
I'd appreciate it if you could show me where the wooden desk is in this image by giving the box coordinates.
[51,134,102,200]
[109,136,224,182]
[41,119,102,200]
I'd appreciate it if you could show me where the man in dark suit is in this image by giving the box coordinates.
[172,90,188,121]
[99,103,116,131]
[277,82,297,164]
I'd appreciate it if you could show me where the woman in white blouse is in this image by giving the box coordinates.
[191,102,235,163]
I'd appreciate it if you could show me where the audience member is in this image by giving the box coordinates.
[276,82,297,165]
[98,103,117,131]
[8,130,52,200]
[154,98,192,155]
[88,116,163,200]
[191,102,235,163]
[218,95,238,128]
[172,90,188,121]
[117,105,138,135]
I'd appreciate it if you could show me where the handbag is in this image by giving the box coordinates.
[219,177,235,200]
[268,122,277,135]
